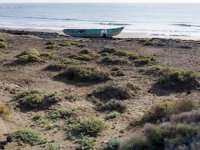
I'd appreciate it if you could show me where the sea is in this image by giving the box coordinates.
[0,3,200,38]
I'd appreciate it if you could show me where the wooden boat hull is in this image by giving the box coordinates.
[63,27,124,38]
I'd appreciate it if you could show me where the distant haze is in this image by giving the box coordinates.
[0,0,200,3]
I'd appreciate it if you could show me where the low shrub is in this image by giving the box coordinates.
[40,51,53,58]
[79,49,92,54]
[45,41,56,45]
[73,118,106,137]
[100,47,116,54]
[101,56,131,65]
[0,103,10,119]
[119,135,150,150]
[14,49,51,65]
[57,65,111,83]
[48,109,75,121]
[16,90,62,110]
[0,41,7,49]
[104,137,120,150]
[59,41,73,47]
[16,54,42,64]
[171,99,197,114]
[158,69,200,90]
[114,51,141,59]
[141,66,200,91]
[45,41,57,49]
[9,128,46,145]
[170,110,200,123]
[134,57,155,66]
[45,59,82,72]
[33,113,42,121]
[93,82,140,101]
[98,100,127,113]
[144,123,200,149]
[139,65,163,76]
[120,123,200,150]
[132,101,173,126]
[132,99,197,126]
[114,51,155,66]
[71,54,99,61]
[77,136,96,150]
[105,111,119,120]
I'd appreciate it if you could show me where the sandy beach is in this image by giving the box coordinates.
[0,28,200,149]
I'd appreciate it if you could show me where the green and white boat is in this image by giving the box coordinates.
[63,27,124,38]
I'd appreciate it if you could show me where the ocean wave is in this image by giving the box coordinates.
[169,34,189,37]
[0,15,83,21]
[172,23,200,27]
[98,23,131,26]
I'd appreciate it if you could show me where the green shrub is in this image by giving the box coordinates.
[16,54,42,64]
[121,123,200,150]
[114,51,141,59]
[57,65,111,83]
[98,100,127,113]
[104,137,120,150]
[132,99,197,126]
[132,101,173,126]
[139,65,163,76]
[9,128,46,145]
[0,103,10,119]
[46,143,61,150]
[134,57,155,66]
[14,49,45,64]
[144,123,200,149]
[33,113,42,121]
[119,135,150,150]
[170,110,200,123]
[77,136,96,150]
[40,51,53,58]
[101,56,131,65]
[158,69,200,90]
[45,41,56,45]
[45,59,82,72]
[16,90,62,110]
[17,48,40,56]
[93,82,140,101]
[114,51,155,65]
[100,47,116,54]
[79,49,92,54]
[59,41,72,47]
[0,42,7,49]
[45,41,57,49]
[105,111,119,120]
[48,109,75,121]
[46,44,57,49]
[141,66,200,91]
[71,54,99,61]
[73,118,106,137]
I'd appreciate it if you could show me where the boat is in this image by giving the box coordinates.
[63,27,124,38]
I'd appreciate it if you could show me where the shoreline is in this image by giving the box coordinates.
[1,27,200,41]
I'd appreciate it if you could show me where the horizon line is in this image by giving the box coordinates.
[1,2,200,3]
